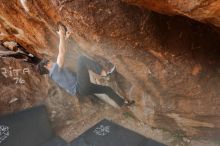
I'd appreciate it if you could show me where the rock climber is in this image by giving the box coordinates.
[37,23,134,107]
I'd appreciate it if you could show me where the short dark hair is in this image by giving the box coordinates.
[36,59,49,75]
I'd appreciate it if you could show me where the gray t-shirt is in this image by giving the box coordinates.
[49,63,78,96]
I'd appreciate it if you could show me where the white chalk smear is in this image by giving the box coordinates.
[1,67,30,84]
[9,98,18,104]
[14,77,25,84]
[23,68,30,75]
[20,0,29,12]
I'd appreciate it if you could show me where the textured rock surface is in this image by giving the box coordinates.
[0,0,220,140]
[123,0,220,28]
[0,0,60,57]
[0,57,48,114]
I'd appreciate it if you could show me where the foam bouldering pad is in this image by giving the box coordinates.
[69,119,166,146]
[0,105,53,146]
[40,136,67,146]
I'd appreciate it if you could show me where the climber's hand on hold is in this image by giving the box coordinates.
[57,25,66,38]
[100,70,107,77]
[57,23,71,40]
[57,22,67,39]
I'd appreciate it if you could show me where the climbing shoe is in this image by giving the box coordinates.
[124,100,135,106]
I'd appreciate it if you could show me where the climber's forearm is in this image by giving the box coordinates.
[59,36,66,54]
[56,35,66,68]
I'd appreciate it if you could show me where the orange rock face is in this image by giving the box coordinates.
[123,0,220,28]
[0,0,60,57]
[0,0,220,139]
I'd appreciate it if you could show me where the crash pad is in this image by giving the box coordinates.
[40,136,67,146]
[69,119,166,146]
[0,105,53,146]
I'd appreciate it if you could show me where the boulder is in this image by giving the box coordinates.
[0,0,220,139]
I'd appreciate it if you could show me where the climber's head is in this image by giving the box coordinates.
[36,59,52,75]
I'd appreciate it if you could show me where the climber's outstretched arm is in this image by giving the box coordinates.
[56,25,66,68]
